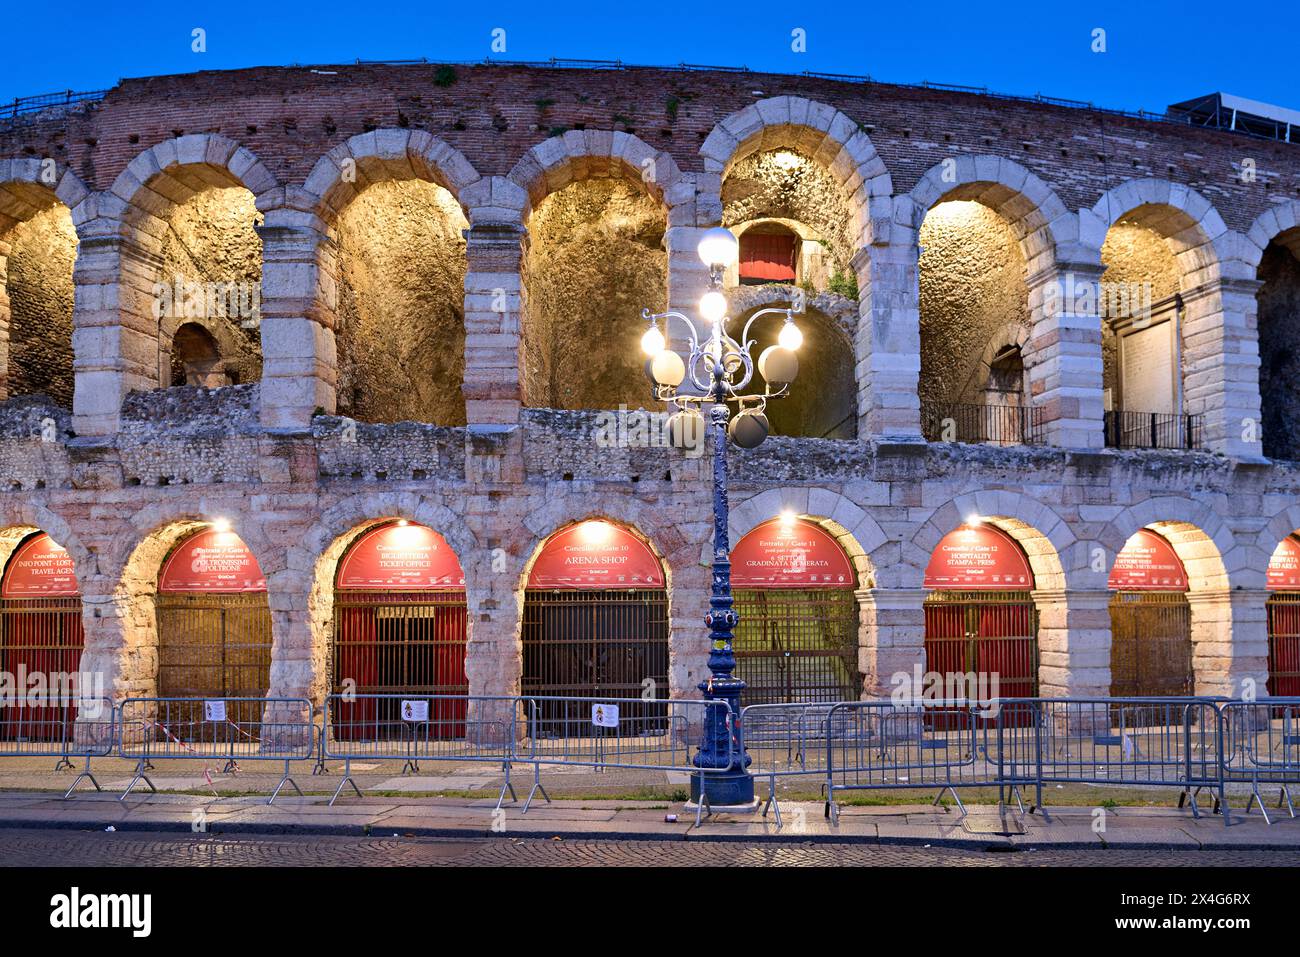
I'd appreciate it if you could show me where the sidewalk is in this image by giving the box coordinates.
[1,789,1296,850]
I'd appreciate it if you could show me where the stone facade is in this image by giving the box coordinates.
[0,64,1299,709]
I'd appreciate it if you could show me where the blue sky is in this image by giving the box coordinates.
[2,1,1296,115]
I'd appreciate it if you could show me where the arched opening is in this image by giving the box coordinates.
[1098,208,1208,449]
[1107,528,1193,697]
[1266,533,1300,697]
[333,179,468,424]
[520,179,666,410]
[1256,234,1300,460]
[919,200,1034,445]
[0,187,76,406]
[923,522,1039,717]
[732,302,856,438]
[730,517,860,703]
[170,321,224,387]
[155,527,271,700]
[153,183,263,388]
[721,149,855,296]
[329,521,468,739]
[521,520,668,725]
[0,530,83,740]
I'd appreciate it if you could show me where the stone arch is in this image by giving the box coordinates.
[94,503,273,700]
[1087,178,1231,282]
[0,163,88,407]
[0,499,93,593]
[1244,202,1300,460]
[298,131,480,425]
[506,130,685,223]
[293,493,479,703]
[71,135,275,435]
[1099,497,1248,696]
[513,132,674,411]
[901,156,1076,273]
[721,486,885,590]
[301,129,483,225]
[700,96,892,248]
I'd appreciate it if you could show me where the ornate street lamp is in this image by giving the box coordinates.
[640,227,802,809]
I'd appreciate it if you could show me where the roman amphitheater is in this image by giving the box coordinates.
[0,62,1298,716]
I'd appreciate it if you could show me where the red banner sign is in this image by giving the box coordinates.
[1,533,79,598]
[1268,535,1300,591]
[731,519,855,589]
[335,523,465,590]
[527,522,665,590]
[1108,528,1188,591]
[159,529,266,593]
[925,524,1034,591]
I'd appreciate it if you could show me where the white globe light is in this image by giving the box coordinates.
[641,324,666,356]
[651,350,686,387]
[778,320,804,351]
[697,227,739,268]
[699,290,728,323]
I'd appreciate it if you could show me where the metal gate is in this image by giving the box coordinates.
[1267,592,1300,697]
[331,591,468,737]
[732,588,860,704]
[521,589,669,727]
[156,592,272,699]
[1109,590,1193,697]
[923,591,1038,726]
[0,596,84,740]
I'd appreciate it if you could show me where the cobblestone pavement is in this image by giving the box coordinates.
[3,829,1297,867]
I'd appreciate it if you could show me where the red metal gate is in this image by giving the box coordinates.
[0,596,84,741]
[1267,592,1300,697]
[923,591,1039,701]
[331,591,469,738]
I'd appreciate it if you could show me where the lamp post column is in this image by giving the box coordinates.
[689,346,756,809]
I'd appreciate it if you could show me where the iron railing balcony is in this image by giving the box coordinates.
[920,401,1044,446]
[1103,410,1205,451]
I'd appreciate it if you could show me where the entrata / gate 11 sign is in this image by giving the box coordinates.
[1,533,79,597]
[924,524,1034,590]
[1107,528,1188,591]
[335,523,466,590]
[158,529,266,593]
[730,518,855,588]
[527,521,665,589]
[1267,535,1300,591]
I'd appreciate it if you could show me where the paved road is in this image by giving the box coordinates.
[3,829,1297,867]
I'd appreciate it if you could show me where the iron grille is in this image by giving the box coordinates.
[1104,410,1205,450]
[331,591,469,738]
[521,589,669,729]
[732,588,860,705]
[1267,593,1300,698]
[1108,591,1193,698]
[923,590,1039,727]
[156,592,272,699]
[920,401,1044,446]
[0,597,84,741]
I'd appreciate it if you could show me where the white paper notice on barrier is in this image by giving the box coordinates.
[204,700,226,722]
[401,699,429,722]
[592,703,619,728]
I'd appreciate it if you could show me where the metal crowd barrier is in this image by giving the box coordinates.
[321,694,520,808]
[117,697,314,804]
[0,696,116,798]
[518,695,733,822]
[1219,700,1300,825]
[742,702,836,826]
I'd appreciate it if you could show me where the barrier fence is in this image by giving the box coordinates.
[117,697,314,804]
[0,695,115,798]
[0,694,1295,828]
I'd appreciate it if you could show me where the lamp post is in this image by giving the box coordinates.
[640,227,802,809]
